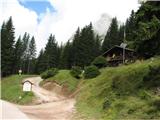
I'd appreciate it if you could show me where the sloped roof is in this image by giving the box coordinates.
[102,45,134,56]
[22,80,33,85]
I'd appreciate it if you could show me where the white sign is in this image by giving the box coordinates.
[23,81,32,91]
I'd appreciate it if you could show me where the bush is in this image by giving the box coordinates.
[70,66,82,79]
[41,68,58,79]
[143,65,160,87]
[84,65,100,79]
[153,99,160,110]
[103,99,111,110]
[138,90,151,100]
[92,56,107,68]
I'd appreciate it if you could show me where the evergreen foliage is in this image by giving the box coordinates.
[71,23,101,67]
[102,17,120,52]
[13,36,23,73]
[84,65,100,79]
[134,2,160,57]
[1,18,37,76]
[1,2,160,77]
[143,65,160,88]
[1,17,15,76]
[41,68,58,79]
[35,49,46,74]
[27,36,36,74]
[118,24,125,43]
[92,56,107,68]
[70,66,82,79]
[60,41,73,69]
[125,10,136,44]
[43,34,59,69]
[21,32,30,73]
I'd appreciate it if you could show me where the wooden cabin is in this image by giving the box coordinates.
[102,45,136,66]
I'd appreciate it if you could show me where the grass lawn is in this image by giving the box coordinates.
[75,57,160,119]
[1,75,36,104]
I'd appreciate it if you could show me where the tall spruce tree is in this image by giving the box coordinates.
[102,17,119,52]
[43,34,59,69]
[72,27,81,66]
[1,22,7,76]
[125,10,136,48]
[94,34,101,56]
[118,24,125,43]
[13,36,23,73]
[57,43,64,68]
[60,41,73,69]
[28,36,36,74]
[21,32,30,73]
[35,49,46,74]
[134,1,160,57]
[75,23,96,67]
[1,17,15,76]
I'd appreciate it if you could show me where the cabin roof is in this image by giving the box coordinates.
[102,45,134,56]
[22,80,33,84]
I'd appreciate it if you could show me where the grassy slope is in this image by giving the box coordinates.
[39,57,160,119]
[1,75,35,104]
[76,57,160,119]
[42,70,79,92]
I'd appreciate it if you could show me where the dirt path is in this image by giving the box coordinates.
[24,77,64,103]
[18,77,76,120]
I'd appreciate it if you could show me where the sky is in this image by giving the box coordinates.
[0,0,141,54]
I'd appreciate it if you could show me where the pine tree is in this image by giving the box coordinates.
[118,24,125,43]
[13,36,23,73]
[86,23,97,63]
[72,27,81,66]
[43,34,59,69]
[21,32,30,73]
[75,23,96,67]
[35,49,46,74]
[60,41,73,69]
[57,43,64,68]
[134,1,160,57]
[1,17,15,76]
[28,36,36,74]
[1,22,7,76]
[125,10,136,48]
[102,17,119,52]
[71,23,99,67]
[102,30,110,52]
[29,36,36,59]
[94,34,101,56]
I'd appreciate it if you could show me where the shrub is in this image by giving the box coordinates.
[138,90,151,100]
[103,98,111,110]
[84,65,100,79]
[92,56,107,68]
[41,68,58,79]
[143,65,160,88]
[70,66,82,79]
[153,99,160,110]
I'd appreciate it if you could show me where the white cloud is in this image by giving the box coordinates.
[1,0,140,54]
[0,0,38,48]
[47,0,140,43]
